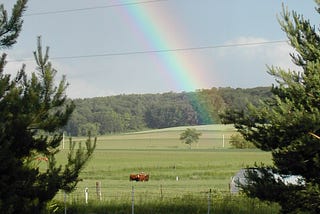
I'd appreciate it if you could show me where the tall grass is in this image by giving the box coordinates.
[49,193,279,214]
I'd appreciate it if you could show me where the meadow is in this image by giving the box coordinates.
[52,125,278,213]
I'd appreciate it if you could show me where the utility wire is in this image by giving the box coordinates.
[20,2,289,62]
[7,40,288,62]
[24,0,169,16]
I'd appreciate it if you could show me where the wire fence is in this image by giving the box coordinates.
[53,183,280,214]
[54,183,239,214]
[56,185,225,203]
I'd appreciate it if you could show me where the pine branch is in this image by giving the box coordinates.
[61,134,96,193]
[0,0,27,49]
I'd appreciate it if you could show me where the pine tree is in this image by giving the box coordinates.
[221,2,320,213]
[0,1,96,213]
[0,0,27,48]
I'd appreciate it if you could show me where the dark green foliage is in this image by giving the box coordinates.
[0,36,96,213]
[145,93,198,129]
[64,87,271,136]
[0,2,96,212]
[218,87,272,110]
[0,0,27,48]
[240,166,308,213]
[221,2,320,213]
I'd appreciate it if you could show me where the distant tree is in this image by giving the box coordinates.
[188,89,226,124]
[145,100,198,129]
[180,128,202,149]
[65,88,271,136]
[78,122,99,136]
[218,87,272,111]
[0,1,96,212]
[221,2,320,213]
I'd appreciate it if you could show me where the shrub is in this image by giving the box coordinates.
[229,133,255,149]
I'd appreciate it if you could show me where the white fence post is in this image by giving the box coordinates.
[85,187,89,204]
[222,134,225,148]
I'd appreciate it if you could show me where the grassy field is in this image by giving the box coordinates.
[70,124,237,150]
[54,125,272,202]
[48,125,278,213]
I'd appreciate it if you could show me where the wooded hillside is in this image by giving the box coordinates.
[64,87,271,136]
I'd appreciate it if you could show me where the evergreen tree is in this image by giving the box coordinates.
[0,0,27,48]
[221,2,320,213]
[0,1,96,213]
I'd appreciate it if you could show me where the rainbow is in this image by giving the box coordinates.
[117,1,213,92]
[117,1,217,123]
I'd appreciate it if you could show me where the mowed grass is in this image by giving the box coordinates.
[55,124,273,204]
[67,124,237,150]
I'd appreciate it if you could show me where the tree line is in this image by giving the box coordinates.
[64,87,272,136]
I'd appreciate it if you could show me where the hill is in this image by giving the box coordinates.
[64,87,272,136]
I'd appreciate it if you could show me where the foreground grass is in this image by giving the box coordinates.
[49,194,279,214]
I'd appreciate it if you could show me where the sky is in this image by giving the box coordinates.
[2,0,319,98]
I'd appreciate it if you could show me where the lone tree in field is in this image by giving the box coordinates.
[180,128,201,149]
[0,1,96,213]
[221,1,320,213]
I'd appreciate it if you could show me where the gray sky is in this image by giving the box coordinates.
[2,0,318,98]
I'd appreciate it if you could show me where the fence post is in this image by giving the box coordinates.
[207,188,212,214]
[131,186,135,214]
[85,187,89,204]
[64,191,67,214]
[96,181,102,201]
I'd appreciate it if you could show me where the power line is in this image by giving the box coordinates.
[7,40,288,62]
[24,0,169,16]
[20,2,290,63]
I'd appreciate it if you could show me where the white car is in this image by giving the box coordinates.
[229,168,304,194]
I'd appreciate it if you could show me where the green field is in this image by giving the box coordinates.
[55,124,273,204]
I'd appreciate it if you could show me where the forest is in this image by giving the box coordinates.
[64,87,272,136]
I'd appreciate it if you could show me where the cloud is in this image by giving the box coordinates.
[66,78,110,98]
[5,59,36,76]
[49,60,117,98]
[211,36,301,88]
[220,36,299,70]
